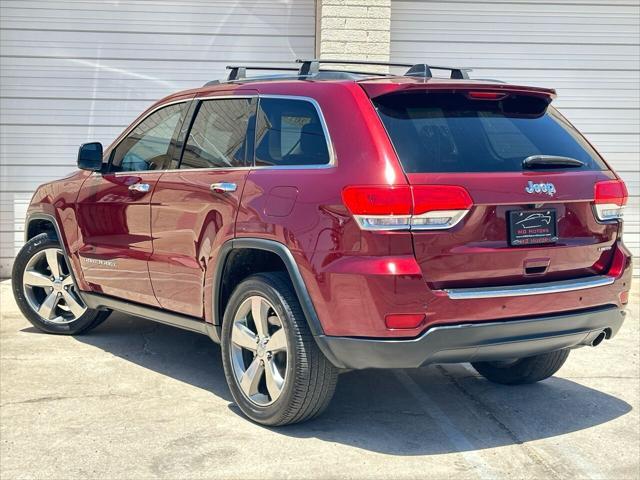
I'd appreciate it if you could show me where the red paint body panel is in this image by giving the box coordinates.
[76,172,163,306]
[406,170,619,288]
[26,170,92,289]
[149,169,249,318]
[23,76,633,342]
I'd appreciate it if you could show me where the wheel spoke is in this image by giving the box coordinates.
[37,292,59,319]
[267,328,287,353]
[232,322,258,351]
[62,291,86,318]
[239,357,264,398]
[23,270,53,288]
[45,250,61,278]
[251,297,270,338]
[62,275,74,286]
[264,358,284,400]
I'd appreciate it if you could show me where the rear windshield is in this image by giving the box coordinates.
[373,92,607,173]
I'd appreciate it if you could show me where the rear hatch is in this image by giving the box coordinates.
[367,84,624,289]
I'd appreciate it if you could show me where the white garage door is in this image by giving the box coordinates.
[0,0,316,276]
[391,0,640,275]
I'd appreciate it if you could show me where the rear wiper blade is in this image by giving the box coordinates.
[522,155,585,169]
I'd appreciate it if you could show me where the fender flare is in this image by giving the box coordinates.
[25,212,61,243]
[23,212,86,291]
[212,238,324,336]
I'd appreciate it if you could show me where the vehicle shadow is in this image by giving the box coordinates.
[35,312,632,456]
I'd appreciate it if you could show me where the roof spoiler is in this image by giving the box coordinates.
[359,82,557,100]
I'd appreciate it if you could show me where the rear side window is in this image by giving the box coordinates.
[255,98,330,167]
[181,98,256,169]
[373,92,607,173]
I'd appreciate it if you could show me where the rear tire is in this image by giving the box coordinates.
[221,272,338,426]
[12,232,110,335]
[471,349,570,385]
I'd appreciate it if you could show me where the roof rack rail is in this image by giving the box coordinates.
[201,59,473,86]
[297,59,470,79]
[405,63,470,80]
[225,65,299,81]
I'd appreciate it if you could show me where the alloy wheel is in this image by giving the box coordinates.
[22,248,87,324]
[230,295,288,406]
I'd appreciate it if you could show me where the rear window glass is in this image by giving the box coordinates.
[373,92,607,173]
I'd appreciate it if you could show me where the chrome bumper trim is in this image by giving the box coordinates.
[444,275,615,300]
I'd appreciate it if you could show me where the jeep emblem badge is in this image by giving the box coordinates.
[525,181,556,196]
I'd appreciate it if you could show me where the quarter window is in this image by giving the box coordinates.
[110,103,185,172]
[255,98,330,167]
[180,98,256,169]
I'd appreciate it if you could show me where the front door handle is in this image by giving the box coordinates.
[128,183,150,193]
[210,182,237,193]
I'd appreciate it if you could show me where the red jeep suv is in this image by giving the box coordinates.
[12,60,632,426]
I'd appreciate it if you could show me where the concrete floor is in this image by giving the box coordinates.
[1,279,638,480]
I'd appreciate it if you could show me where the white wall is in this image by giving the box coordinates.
[0,0,316,276]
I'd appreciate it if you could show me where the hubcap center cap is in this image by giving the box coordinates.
[256,338,269,358]
[52,279,63,292]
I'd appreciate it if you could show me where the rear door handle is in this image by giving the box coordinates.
[210,182,237,193]
[128,183,150,193]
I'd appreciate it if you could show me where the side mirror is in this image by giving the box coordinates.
[77,142,103,171]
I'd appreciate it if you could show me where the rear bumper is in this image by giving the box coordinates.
[315,305,626,369]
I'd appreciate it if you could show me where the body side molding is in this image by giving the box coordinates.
[79,291,221,342]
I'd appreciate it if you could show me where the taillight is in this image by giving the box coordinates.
[341,186,412,230]
[342,185,473,231]
[594,179,628,221]
[411,185,473,229]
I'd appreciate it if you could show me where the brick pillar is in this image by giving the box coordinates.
[316,0,392,67]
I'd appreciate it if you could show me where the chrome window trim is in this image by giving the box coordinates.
[94,94,336,176]
[443,275,615,300]
[255,94,336,169]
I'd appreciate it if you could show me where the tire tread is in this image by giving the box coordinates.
[221,271,338,426]
[472,349,570,385]
[11,232,110,335]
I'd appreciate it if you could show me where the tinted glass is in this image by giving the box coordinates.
[373,93,607,173]
[111,103,185,172]
[181,98,255,169]
[255,98,330,166]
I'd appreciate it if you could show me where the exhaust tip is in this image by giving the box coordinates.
[590,331,606,347]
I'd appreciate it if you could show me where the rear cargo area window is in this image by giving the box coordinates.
[373,92,607,173]
[255,98,330,167]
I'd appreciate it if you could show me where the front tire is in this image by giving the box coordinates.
[221,272,338,426]
[471,349,570,385]
[12,232,110,335]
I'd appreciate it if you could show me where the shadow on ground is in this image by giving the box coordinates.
[23,311,632,456]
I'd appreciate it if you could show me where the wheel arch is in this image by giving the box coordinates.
[25,214,60,243]
[23,213,84,287]
[213,238,324,336]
